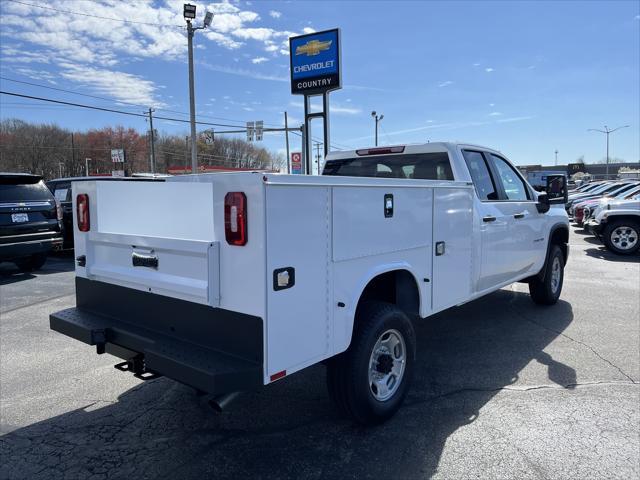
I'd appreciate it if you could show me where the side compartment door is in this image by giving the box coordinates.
[432,187,474,311]
[265,185,331,378]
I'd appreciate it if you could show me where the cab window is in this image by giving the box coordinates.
[462,150,498,201]
[488,154,530,201]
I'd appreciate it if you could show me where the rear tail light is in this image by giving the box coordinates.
[76,194,90,232]
[224,192,247,246]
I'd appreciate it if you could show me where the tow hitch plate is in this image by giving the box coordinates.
[114,357,162,381]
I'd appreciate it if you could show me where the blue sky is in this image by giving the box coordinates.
[1,0,638,166]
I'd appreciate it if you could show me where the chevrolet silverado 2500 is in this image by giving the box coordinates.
[50,142,569,424]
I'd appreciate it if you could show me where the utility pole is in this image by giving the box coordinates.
[284,111,291,174]
[554,149,558,166]
[187,22,197,173]
[301,123,307,175]
[314,141,322,174]
[184,5,213,175]
[371,111,384,146]
[588,125,629,178]
[148,108,156,173]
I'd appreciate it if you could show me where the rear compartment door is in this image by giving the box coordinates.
[78,181,220,306]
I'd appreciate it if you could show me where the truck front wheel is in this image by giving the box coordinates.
[326,302,415,425]
[603,220,640,255]
[529,244,564,305]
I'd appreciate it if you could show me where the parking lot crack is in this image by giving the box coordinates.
[510,307,638,384]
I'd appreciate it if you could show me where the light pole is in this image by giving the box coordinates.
[184,4,213,174]
[554,149,558,166]
[588,125,629,178]
[371,111,384,146]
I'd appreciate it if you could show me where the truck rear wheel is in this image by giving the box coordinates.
[326,301,415,425]
[529,245,564,305]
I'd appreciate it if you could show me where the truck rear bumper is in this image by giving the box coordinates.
[50,277,264,396]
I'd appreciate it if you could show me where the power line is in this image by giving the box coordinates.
[0,76,275,126]
[0,91,250,128]
[4,0,184,28]
[0,89,351,151]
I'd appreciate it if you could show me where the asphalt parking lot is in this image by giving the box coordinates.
[1,228,638,480]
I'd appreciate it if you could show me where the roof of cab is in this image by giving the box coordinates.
[324,142,504,161]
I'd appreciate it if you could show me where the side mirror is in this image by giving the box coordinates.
[546,174,568,204]
[536,191,550,213]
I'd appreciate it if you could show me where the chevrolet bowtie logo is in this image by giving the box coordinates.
[295,39,332,56]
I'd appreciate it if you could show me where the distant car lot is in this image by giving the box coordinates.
[0,228,638,480]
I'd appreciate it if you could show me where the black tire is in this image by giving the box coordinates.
[326,301,415,425]
[15,253,47,272]
[602,220,640,255]
[529,244,564,305]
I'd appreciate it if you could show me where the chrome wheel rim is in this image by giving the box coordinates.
[550,256,562,294]
[611,226,638,251]
[368,329,406,401]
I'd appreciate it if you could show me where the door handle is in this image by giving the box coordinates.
[483,216,496,223]
[513,213,526,219]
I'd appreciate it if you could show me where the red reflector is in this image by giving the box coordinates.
[224,192,247,246]
[270,370,286,382]
[76,194,90,232]
[356,146,405,156]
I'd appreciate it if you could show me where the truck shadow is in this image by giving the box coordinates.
[0,257,74,285]
[584,246,640,263]
[0,289,574,480]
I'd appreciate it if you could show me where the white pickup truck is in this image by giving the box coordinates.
[50,142,569,424]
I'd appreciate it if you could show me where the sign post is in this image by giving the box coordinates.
[289,28,341,175]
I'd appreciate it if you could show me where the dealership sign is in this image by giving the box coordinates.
[289,29,341,95]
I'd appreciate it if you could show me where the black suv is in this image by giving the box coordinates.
[0,173,63,271]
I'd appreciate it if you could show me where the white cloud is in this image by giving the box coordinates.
[303,27,316,34]
[485,67,494,72]
[0,1,315,106]
[58,63,163,106]
[497,116,534,123]
[489,103,495,107]
[331,105,362,115]
[438,80,453,87]
[290,100,361,115]
[233,27,276,41]
[251,56,268,64]
[489,112,502,116]
[473,63,481,67]
[204,31,244,49]
[201,61,288,82]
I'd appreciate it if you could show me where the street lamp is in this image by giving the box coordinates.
[588,125,630,178]
[183,4,213,174]
[371,111,384,146]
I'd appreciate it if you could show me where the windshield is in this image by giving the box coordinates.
[323,152,454,180]
[608,183,639,198]
[0,178,53,203]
